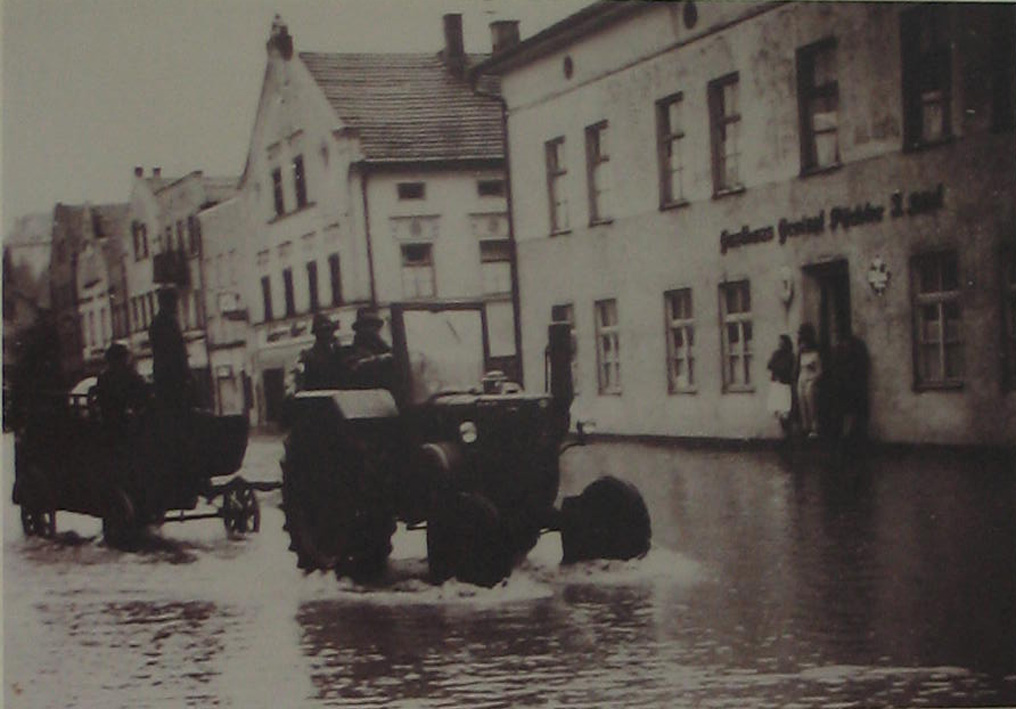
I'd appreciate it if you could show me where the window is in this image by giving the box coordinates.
[595,299,621,394]
[293,155,308,209]
[328,253,343,306]
[479,240,512,295]
[188,215,201,255]
[665,288,695,392]
[101,308,108,344]
[656,93,686,207]
[87,312,96,349]
[306,261,319,312]
[176,220,186,252]
[585,121,611,223]
[478,179,505,197]
[720,280,753,391]
[195,291,206,329]
[545,137,570,234]
[912,251,963,387]
[163,226,173,253]
[1003,248,1016,390]
[261,276,273,322]
[797,38,840,172]
[132,221,149,260]
[401,243,435,298]
[283,268,295,317]
[551,303,579,394]
[131,298,139,333]
[272,167,285,217]
[708,73,742,195]
[901,5,952,149]
[397,182,425,200]
[147,293,155,326]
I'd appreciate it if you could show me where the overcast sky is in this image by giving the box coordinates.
[0,0,589,235]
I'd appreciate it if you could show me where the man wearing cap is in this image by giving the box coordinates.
[149,287,192,412]
[96,342,149,438]
[300,313,342,390]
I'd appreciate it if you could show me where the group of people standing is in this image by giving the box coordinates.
[766,324,870,443]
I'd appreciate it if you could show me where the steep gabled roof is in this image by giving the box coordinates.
[201,176,239,206]
[300,52,503,163]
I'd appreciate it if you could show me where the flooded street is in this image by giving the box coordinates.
[4,433,1015,708]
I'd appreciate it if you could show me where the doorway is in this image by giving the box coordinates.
[263,368,286,423]
[802,259,852,353]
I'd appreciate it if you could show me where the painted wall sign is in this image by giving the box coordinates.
[720,184,945,254]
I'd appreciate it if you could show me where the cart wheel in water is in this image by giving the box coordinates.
[222,483,261,535]
[427,491,514,588]
[559,475,651,564]
[20,506,57,539]
[103,486,141,550]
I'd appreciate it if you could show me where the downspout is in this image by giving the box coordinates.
[359,165,379,306]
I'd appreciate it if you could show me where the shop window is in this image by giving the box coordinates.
[656,92,687,208]
[283,267,295,317]
[901,5,952,150]
[261,275,273,322]
[595,298,621,394]
[552,303,579,395]
[397,182,425,200]
[545,137,570,234]
[401,243,435,298]
[328,253,343,306]
[797,37,840,173]
[479,240,512,295]
[306,261,319,312]
[272,167,285,217]
[1002,248,1016,390]
[585,121,611,224]
[720,280,753,391]
[665,288,695,392]
[708,73,743,195]
[911,251,963,388]
[293,155,308,209]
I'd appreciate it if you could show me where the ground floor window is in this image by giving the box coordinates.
[401,243,435,298]
[595,298,621,394]
[720,280,753,391]
[911,250,963,388]
[551,303,578,394]
[665,288,695,392]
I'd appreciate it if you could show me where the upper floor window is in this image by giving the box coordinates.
[293,155,308,209]
[595,298,621,395]
[656,93,686,208]
[797,37,840,173]
[306,261,319,312]
[477,179,506,197]
[585,121,612,224]
[708,73,743,195]
[328,253,343,306]
[720,280,753,391]
[282,267,295,318]
[131,221,149,260]
[552,303,579,395]
[545,137,570,234]
[261,276,273,322]
[271,168,285,217]
[187,215,201,255]
[912,250,963,388]
[401,243,435,298]
[901,5,952,149]
[397,182,426,200]
[665,288,695,392]
[479,240,512,295]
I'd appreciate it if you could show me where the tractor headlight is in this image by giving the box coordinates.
[459,421,478,444]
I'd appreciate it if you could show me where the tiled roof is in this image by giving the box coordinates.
[300,52,503,163]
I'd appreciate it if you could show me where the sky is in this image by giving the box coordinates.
[0,0,590,236]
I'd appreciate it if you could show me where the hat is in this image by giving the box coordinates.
[352,307,384,332]
[311,313,336,335]
[105,342,130,364]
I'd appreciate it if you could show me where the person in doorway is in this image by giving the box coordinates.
[766,334,795,437]
[832,332,871,442]
[149,287,192,412]
[796,323,823,439]
[96,342,149,437]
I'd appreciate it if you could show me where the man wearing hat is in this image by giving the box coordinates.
[96,342,149,438]
[347,307,393,390]
[300,313,342,390]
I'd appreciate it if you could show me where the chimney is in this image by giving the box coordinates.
[134,166,143,178]
[152,167,162,178]
[266,14,293,60]
[490,20,520,55]
[443,13,465,76]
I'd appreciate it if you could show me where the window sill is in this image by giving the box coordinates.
[722,385,755,394]
[903,135,955,154]
[589,217,614,228]
[549,228,573,238]
[660,198,690,212]
[799,162,842,180]
[712,186,746,200]
[268,201,317,225]
[668,386,697,395]
[914,380,964,392]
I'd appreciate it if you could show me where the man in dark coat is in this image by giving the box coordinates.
[299,313,342,390]
[346,307,393,390]
[148,288,191,411]
[96,342,149,437]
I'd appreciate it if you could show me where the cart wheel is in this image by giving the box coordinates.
[103,486,140,551]
[20,506,57,539]
[223,483,261,536]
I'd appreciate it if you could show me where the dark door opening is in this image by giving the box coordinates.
[263,368,286,423]
[803,259,852,354]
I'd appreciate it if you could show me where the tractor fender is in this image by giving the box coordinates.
[418,441,465,490]
[290,388,399,422]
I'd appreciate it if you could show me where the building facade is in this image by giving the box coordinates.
[239,15,514,425]
[479,1,1016,445]
[74,204,128,376]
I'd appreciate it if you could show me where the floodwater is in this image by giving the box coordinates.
[3,433,1015,708]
